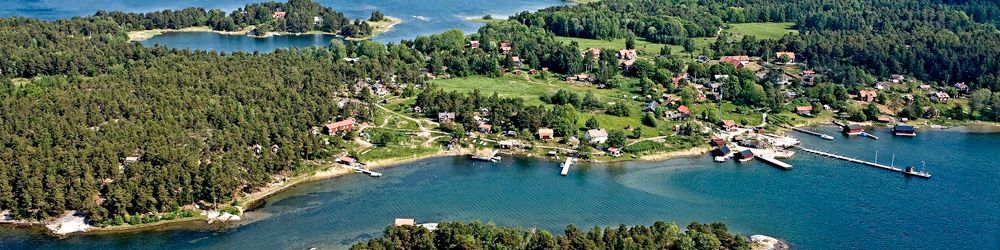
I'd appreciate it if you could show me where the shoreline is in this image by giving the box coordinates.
[31,147,459,236]
[128,16,401,42]
[11,121,995,237]
[346,16,402,41]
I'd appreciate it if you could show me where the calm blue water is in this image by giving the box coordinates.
[142,32,341,53]
[1,127,998,249]
[1,0,565,51]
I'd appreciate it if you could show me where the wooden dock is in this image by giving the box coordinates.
[756,154,792,170]
[560,157,574,176]
[471,149,500,162]
[789,127,834,140]
[859,132,879,140]
[792,146,902,173]
[350,165,383,177]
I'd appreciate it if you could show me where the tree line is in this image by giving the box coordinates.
[94,0,373,37]
[517,0,1000,91]
[350,221,752,250]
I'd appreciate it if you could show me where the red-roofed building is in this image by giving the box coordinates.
[720,55,750,68]
[478,123,493,133]
[677,105,690,115]
[538,128,554,141]
[858,90,878,102]
[795,106,814,116]
[469,40,480,49]
[324,117,356,134]
[710,138,727,147]
[720,119,738,131]
[272,11,287,19]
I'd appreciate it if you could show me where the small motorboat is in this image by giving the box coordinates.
[714,156,727,163]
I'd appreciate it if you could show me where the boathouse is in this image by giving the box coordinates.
[893,123,916,136]
[736,150,754,162]
[713,146,732,156]
[843,124,863,135]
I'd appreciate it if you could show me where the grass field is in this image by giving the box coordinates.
[431,75,684,137]
[431,75,632,106]
[727,22,798,40]
[689,102,765,126]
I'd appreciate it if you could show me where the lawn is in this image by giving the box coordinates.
[726,22,798,40]
[689,102,765,126]
[431,75,631,106]
[575,112,676,138]
[431,75,686,138]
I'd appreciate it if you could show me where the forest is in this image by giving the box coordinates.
[515,0,1000,90]
[350,221,751,250]
[95,0,372,37]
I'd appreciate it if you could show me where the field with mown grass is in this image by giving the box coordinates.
[726,22,798,39]
[431,75,632,106]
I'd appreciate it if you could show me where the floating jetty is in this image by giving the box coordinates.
[350,165,382,177]
[747,148,793,170]
[560,157,574,176]
[790,127,834,140]
[756,154,792,170]
[792,146,930,178]
[859,132,879,140]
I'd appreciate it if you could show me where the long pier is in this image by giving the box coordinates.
[560,157,574,176]
[792,146,901,172]
[789,127,833,140]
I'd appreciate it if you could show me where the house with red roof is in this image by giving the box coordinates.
[323,117,356,134]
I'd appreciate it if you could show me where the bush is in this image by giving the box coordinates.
[623,140,666,154]
[606,103,632,117]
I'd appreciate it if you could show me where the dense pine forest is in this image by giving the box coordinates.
[2,0,1000,227]
[350,221,751,250]
[515,0,1000,89]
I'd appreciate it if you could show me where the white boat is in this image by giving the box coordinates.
[714,156,727,162]
[820,134,834,140]
[369,172,382,177]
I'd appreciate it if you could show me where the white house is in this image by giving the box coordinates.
[584,129,608,144]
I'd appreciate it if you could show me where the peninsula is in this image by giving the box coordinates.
[2,0,1000,245]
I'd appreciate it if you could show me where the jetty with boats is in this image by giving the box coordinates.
[792,146,930,178]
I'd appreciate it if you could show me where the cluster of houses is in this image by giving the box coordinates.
[349,77,398,97]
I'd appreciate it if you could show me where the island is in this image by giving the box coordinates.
[121,0,400,42]
[1,0,1000,245]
